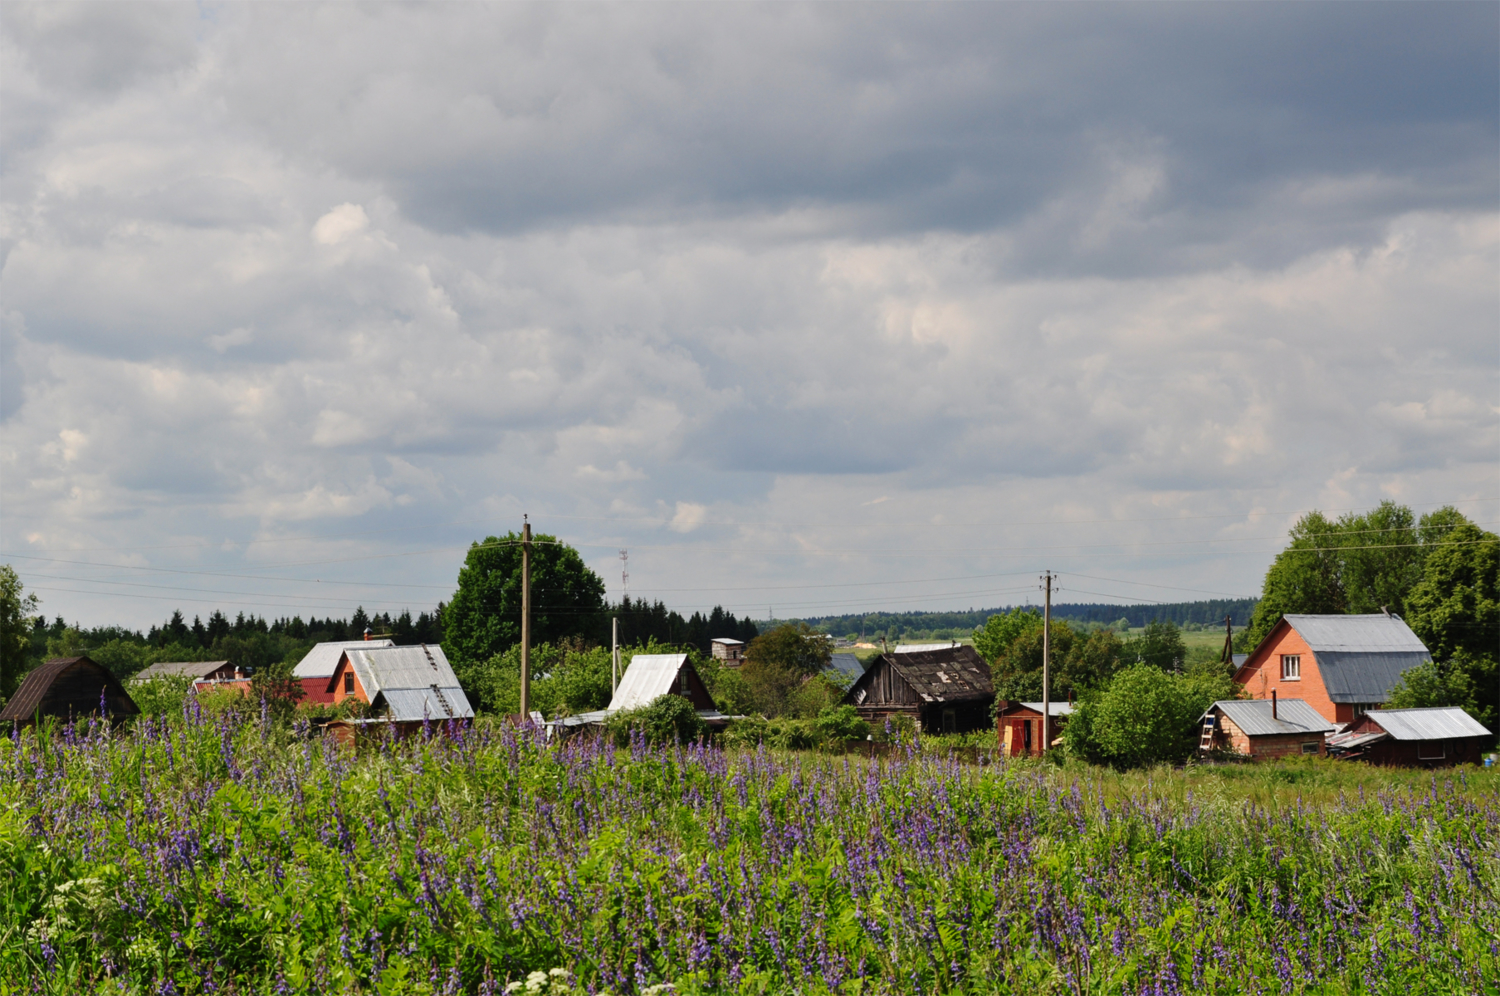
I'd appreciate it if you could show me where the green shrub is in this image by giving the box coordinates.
[1064,664,1233,770]
[812,705,871,743]
[604,694,705,746]
[127,675,196,716]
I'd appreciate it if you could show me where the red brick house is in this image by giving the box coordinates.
[1233,614,1431,725]
[1201,696,1335,759]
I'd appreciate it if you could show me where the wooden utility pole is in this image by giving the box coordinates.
[520,517,532,723]
[1041,570,1053,755]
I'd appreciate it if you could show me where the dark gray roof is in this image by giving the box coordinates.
[826,653,863,683]
[1365,707,1491,741]
[131,660,232,682]
[882,645,993,704]
[1231,654,1248,669]
[1208,698,1334,737]
[1311,651,1430,704]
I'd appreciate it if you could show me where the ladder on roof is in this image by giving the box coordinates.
[422,644,440,672]
[1199,715,1217,754]
[429,683,454,718]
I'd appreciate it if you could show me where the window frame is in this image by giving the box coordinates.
[1417,742,1446,761]
[1301,741,1320,755]
[344,671,355,694]
[1280,654,1301,681]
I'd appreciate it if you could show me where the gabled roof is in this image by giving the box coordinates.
[340,645,461,696]
[132,660,232,682]
[609,653,690,711]
[879,645,993,704]
[1239,615,1432,704]
[826,653,864,683]
[997,701,1075,718]
[1208,698,1334,737]
[894,642,959,654]
[710,637,744,646]
[293,639,396,678]
[0,657,140,723]
[1363,707,1491,741]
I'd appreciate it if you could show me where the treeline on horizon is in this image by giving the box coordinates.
[794,598,1259,640]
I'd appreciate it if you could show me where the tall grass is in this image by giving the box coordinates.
[2,706,1496,994]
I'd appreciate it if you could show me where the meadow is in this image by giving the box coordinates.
[3,707,1497,995]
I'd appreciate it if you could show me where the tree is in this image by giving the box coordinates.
[443,533,606,665]
[1064,664,1231,770]
[1244,512,1347,647]
[604,694,706,746]
[1,566,40,702]
[744,623,831,678]
[989,622,1122,703]
[1119,620,1187,671]
[1405,522,1500,662]
[973,607,1042,663]
[1386,653,1494,729]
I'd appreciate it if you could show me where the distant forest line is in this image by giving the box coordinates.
[792,599,1259,640]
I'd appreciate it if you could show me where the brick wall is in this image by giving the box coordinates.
[1235,624,1344,723]
[1217,713,1325,758]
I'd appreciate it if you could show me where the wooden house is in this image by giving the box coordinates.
[0,656,140,727]
[131,660,240,684]
[995,700,1074,757]
[1328,707,1492,767]
[1233,613,1431,724]
[326,644,474,722]
[710,638,745,667]
[1200,695,1334,759]
[841,645,993,733]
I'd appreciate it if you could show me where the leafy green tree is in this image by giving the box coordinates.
[1118,621,1187,671]
[0,566,40,701]
[973,607,1042,663]
[1245,511,1347,647]
[989,623,1122,703]
[604,694,706,746]
[1405,522,1500,662]
[1338,502,1425,615]
[745,623,832,677]
[1386,652,1494,729]
[443,534,606,665]
[1064,664,1232,770]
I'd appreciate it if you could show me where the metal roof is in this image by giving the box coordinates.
[1209,698,1334,737]
[0,657,140,723]
[1231,654,1248,669]
[1284,614,1429,653]
[131,660,232,682]
[1364,707,1492,741]
[1018,702,1075,717]
[710,638,744,645]
[342,645,462,699]
[378,686,473,722]
[609,653,690,711]
[293,639,396,679]
[826,653,864,683]
[895,642,960,654]
[876,645,993,704]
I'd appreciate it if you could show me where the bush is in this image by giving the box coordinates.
[604,694,705,746]
[1064,664,1233,770]
[128,675,196,716]
[813,705,871,743]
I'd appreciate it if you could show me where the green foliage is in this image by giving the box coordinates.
[1118,620,1187,670]
[443,533,606,665]
[455,641,615,718]
[972,606,1042,663]
[1387,651,1497,730]
[721,705,870,750]
[738,623,834,718]
[603,693,705,746]
[128,676,197,716]
[744,622,831,678]
[1065,664,1235,770]
[812,704,872,743]
[0,565,39,702]
[989,622,1125,703]
[1405,522,1500,663]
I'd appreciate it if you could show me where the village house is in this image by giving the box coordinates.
[1232,613,1431,725]
[1328,707,1492,767]
[131,660,241,684]
[326,644,474,722]
[710,638,745,667]
[292,636,396,704]
[0,656,140,727]
[841,644,993,734]
[1201,695,1335,759]
[995,700,1073,757]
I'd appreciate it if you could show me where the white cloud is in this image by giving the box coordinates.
[670,502,708,534]
[311,203,370,245]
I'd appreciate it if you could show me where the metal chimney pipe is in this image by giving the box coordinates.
[1272,688,1278,720]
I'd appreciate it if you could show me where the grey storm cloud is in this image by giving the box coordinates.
[0,2,1495,627]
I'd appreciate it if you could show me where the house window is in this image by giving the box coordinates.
[1352,703,1378,717]
[1417,742,1446,761]
[1301,742,1320,755]
[344,672,354,694]
[1280,655,1301,680]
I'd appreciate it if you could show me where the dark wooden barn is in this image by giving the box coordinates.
[0,656,140,727]
[841,645,993,733]
[1328,706,1492,767]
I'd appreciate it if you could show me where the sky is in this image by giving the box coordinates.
[2,3,1497,631]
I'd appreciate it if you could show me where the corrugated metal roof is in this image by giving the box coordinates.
[1019,702,1075,717]
[378,686,473,722]
[609,653,688,711]
[1209,698,1334,736]
[895,642,959,654]
[1365,707,1492,741]
[881,645,993,704]
[1312,651,1431,703]
[132,660,232,682]
[343,645,461,699]
[1285,614,1429,653]
[826,653,864,683]
[711,638,744,645]
[1328,729,1389,750]
[1231,654,1249,668]
[293,639,396,678]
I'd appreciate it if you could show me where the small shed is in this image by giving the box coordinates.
[1328,707,1492,767]
[995,701,1074,757]
[132,660,240,683]
[610,653,716,712]
[841,645,993,733]
[327,645,474,722]
[0,656,140,727]
[1202,696,1334,759]
[710,639,745,666]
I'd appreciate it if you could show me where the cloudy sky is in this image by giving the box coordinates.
[2,3,1496,630]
